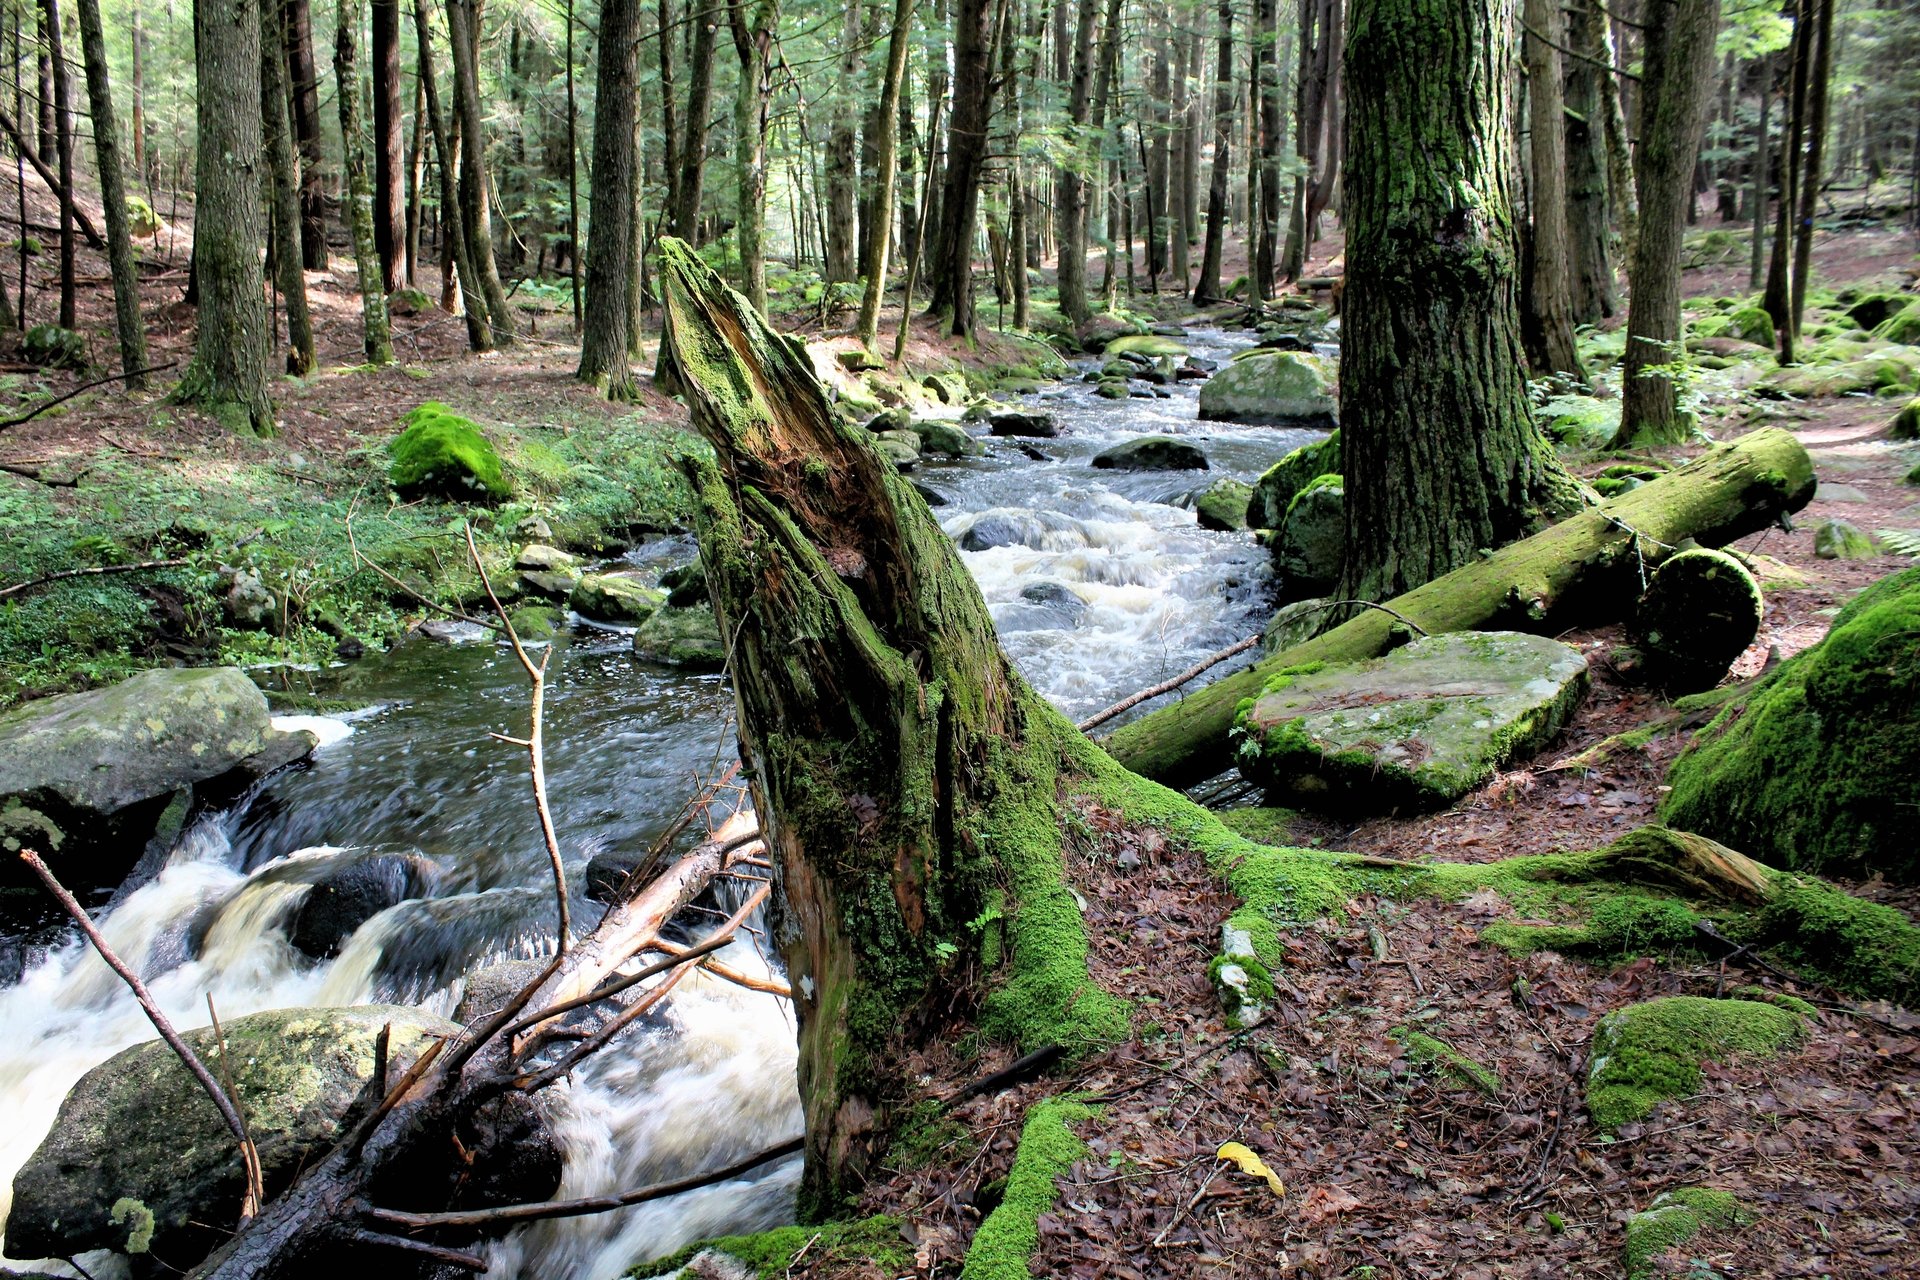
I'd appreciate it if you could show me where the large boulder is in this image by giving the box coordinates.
[1194,478,1255,531]
[6,1007,560,1267]
[632,606,727,670]
[913,419,985,457]
[986,409,1060,438]
[569,573,668,624]
[0,669,312,890]
[1091,436,1209,472]
[387,402,511,502]
[1248,431,1339,530]
[1233,632,1590,813]
[1197,351,1336,427]
[1273,475,1344,596]
[1662,568,1920,880]
[1104,334,1187,360]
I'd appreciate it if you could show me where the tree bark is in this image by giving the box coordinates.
[1339,0,1582,603]
[672,0,717,240]
[1747,65,1769,291]
[1106,427,1816,787]
[337,0,395,364]
[1763,0,1808,347]
[1597,6,1637,263]
[1053,0,1098,326]
[371,0,407,291]
[445,0,517,341]
[926,0,1001,335]
[1614,0,1722,446]
[41,0,74,329]
[261,0,315,373]
[416,0,490,349]
[405,74,426,286]
[824,0,861,283]
[577,0,640,397]
[1521,0,1586,379]
[1787,0,1833,346]
[283,0,330,268]
[727,0,777,313]
[1254,0,1282,296]
[74,0,150,383]
[177,0,274,436]
[1193,0,1232,301]
[855,0,917,348]
[1565,0,1616,321]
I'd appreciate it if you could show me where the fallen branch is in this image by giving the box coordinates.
[0,105,104,246]
[1077,634,1260,732]
[645,936,793,997]
[343,495,497,631]
[0,361,179,433]
[0,554,188,600]
[19,850,267,1221]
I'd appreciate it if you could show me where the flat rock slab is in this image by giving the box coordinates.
[1234,632,1590,813]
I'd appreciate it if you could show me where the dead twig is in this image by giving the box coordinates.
[343,494,497,630]
[1079,634,1260,732]
[0,361,179,432]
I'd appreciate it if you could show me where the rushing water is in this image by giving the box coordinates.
[0,327,1320,1278]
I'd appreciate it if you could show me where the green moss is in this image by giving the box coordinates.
[1247,431,1340,530]
[1726,305,1775,347]
[959,1098,1095,1280]
[889,1097,974,1170]
[1892,397,1920,440]
[1663,568,1920,880]
[1392,1027,1501,1096]
[1731,986,1819,1018]
[1751,878,1920,1002]
[1482,893,1702,960]
[1623,1188,1749,1277]
[1873,303,1920,345]
[629,1216,911,1279]
[387,402,511,501]
[1586,996,1806,1131]
[1216,806,1298,846]
[1629,547,1762,693]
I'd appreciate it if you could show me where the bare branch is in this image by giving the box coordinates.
[1078,634,1260,732]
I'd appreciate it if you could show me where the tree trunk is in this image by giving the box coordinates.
[74,0,149,382]
[177,0,275,436]
[1763,0,1809,348]
[1597,7,1637,263]
[659,235,1126,1218]
[337,0,395,364]
[672,0,717,240]
[1565,0,1616,321]
[1339,0,1582,603]
[926,0,1000,335]
[824,0,861,283]
[1194,0,1232,301]
[1748,67,1769,291]
[283,0,329,268]
[727,0,777,313]
[1106,427,1816,786]
[1254,0,1282,296]
[260,0,315,373]
[1054,0,1099,326]
[1520,0,1586,380]
[371,0,406,291]
[35,10,53,165]
[855,0,916,348]
[405,74,426,287]
[445,0,517,341]
[41,0,74,329]
[577,0,640,397]
[566,0,583,329]
[130,0,147,181]
[1787,0,1833,346]
[1614,0,1722,446]
[416,0,490,349]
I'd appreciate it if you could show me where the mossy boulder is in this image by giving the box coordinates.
[1074,312,1140,349]
[568,573,667,624]
[1091,435,1208,471]
[7,1006,559,1266]
[1274,475,1344,595]
[1873,302,1920,346]
[1628,548,1762,692]
[1726,305,1775,347]
[659,559,708,607]
[986,408,1060,438]
[632,605,726,670]
[125,194,164,237]
[1197,351,1336,427]
[1891,398,1920,440]
[1104,333,1188,359]
[0,668,310,887]
[1247,430,1339,530]
[1759,352,1919,399]
[1813,518,1877,559]
[507,603,562,640]
[1662,568,1920,879]
[1846,291,1915,333]
[1194,478,1254,531]
[1623,1188,1749,1278]
[914,419,985,457]
[921,370,971,405]
[514,543,578,572]
[871,430,922,470]
[1232,632,1590,814]
[1586,995,1806,1131]
[388,402,511,502]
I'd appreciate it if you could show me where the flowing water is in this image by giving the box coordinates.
[0,327,1322,1278]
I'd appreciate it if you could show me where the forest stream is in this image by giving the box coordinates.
[0,328,1322,1278]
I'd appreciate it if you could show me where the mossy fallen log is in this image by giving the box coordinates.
[1104,428,1816,786]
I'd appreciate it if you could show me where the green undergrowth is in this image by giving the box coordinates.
[626,1215,911,1279]
[1586,995,1807,1131]
[1623,1188,1750,1278]
[0,402,698,708]
[958,1098,1096,1280]
[1392,1027,1501,1096]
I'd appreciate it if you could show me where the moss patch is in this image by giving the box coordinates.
[958,1098,1095,1280]
[1623,1187,1749,1277]
[387,402,511,501]
[1393,1027,1501,1096]
[629,1215,911,1279]
[1586,995,1806,1131]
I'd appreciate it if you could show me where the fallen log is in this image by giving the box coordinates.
[1102,427,1816,787]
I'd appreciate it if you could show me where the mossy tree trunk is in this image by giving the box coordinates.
[727,0,777,313]
[576,0,640,397]
[1564,0,1617,322]
[1053,0,1098,327]
[260,0,315,373]
[1338,0,1582,603]
[177,0,275,436]
[1193,0,1232,303]
[925,0,999,335]
[445,0,517,342]
[73,0,149,384]
[1106,427,1816,786]
[283,0,330,269]
[335,0,394,366]
[413,0,491,351]
[1520,0,1587,380]
[660,236,1115,1215]
[853,0,915,348]
[1613,0,1723,446]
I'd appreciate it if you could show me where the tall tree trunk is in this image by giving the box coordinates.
[1748,65,1769,290]
[337,0,394,363]
[1520,0,1586,380]
[416,0,490,348]
[926,0,1001,335]
[261,0,315,373]
[578,0,640,397]
[1302,0,1343,249]
[672,0,716,240]
[1763,0,1808,347]
[659,0,680,235]
[1787,0,1832,347]
[74,0,149,382]
[284,0,329,268]
[35,10,53,164]
[371,0,406,291]
[566,0,582,329]
[1053,0,1098,326]
[855,0,917,347]
[445,0,516,341]
[41,0,74,329]
[405,74,425,286]
[130,0,146,181]
[1255,0,1282,297]
[824,0,861,283]
[1597,6,1637,262]
[1194,0,1231,301]
[177,0,274,436]
[1565,0,1616,321]
[1340,0,1582,601]
[727,0,777,313]
[1147,31,1170,281]
[1614,0,1723,446]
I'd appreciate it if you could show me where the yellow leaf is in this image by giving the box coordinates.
[1215,1141,1285,1197]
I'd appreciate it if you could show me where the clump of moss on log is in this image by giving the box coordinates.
[628,1216,912,1279]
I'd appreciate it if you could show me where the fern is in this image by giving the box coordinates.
[1874,529,1920,558]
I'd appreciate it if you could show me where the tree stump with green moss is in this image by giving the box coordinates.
[1628,547,1761,692]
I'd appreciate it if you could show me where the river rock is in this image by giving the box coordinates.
[1194,479,1255,531]
[1075,313,1136,349]
[912,481,950,507]
[1234,632,1589,813]
[222,568,277,631]
[1274,476,1344,596]
[995,580,1089,633]
[417,618,493,644]
[0,669,311,890]
[1094,379,1130,399]
[454,958,549,1023]
[288,851,438,958]
[633,606,727,670]
[660,560,709,607]
[1813,518,1876,560]
[1106,334,1188,360]
[1248,431,1340,530]
[569,573,667,624]
[914,419,984,457]
[515,544,578,572]
[872,431,922,470]
[1091,436,1209,471]
[987,409,1061,438]
[7,1006,560,1266]
[921,371,971,404]
[957,512,1044,551]
[1197,351,1337,427]
[519,567,581,599]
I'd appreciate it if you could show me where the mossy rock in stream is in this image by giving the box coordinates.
[1623,1188,1751,1278]
[1274,475,1344,596]
[388,402,511,502]
[1247,430,1339,530]
[1662,568,1920,880]
[1104,333,1188,359]
[1628,548,1762,693]
[568,573,667,624]
[1197,351,1336,427]
[1194,478,1254,531]
[1585,995,1806,1131]
[632,605,726,669]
